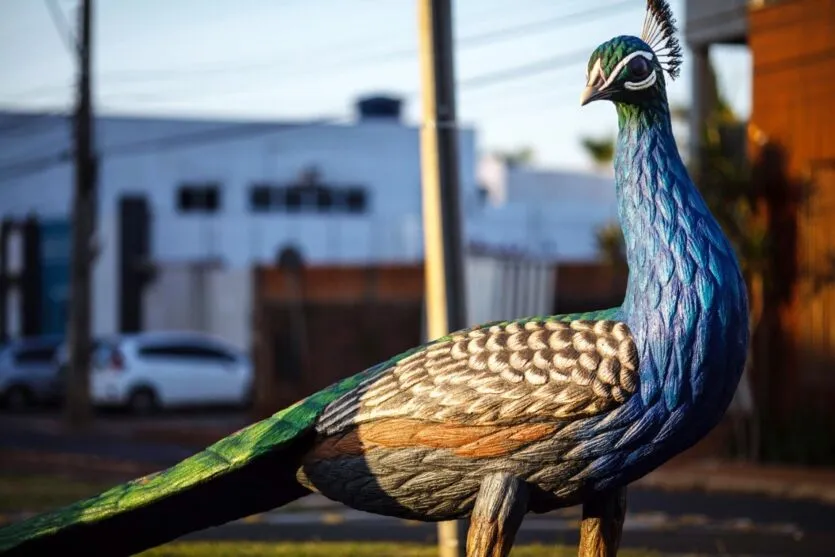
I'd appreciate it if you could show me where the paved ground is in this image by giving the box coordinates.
[2,410,835,556]
[175,488,834,556]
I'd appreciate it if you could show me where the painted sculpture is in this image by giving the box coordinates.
[0,2,749,556]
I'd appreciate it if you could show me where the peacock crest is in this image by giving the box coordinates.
[640,0,683,80]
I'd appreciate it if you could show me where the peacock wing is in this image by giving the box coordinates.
[316,312,640,436]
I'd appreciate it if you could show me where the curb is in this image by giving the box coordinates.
[637,465,835,505]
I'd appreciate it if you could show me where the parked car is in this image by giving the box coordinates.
[53,337,113,405]
[55,331,253,414]
[0,335,65,410]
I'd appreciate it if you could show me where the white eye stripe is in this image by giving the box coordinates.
[598,50,655,92]
[624,71,657,90]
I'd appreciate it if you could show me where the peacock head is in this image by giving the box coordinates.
[580,0,682,108]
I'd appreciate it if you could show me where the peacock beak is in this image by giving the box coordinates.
[580,84,607,106]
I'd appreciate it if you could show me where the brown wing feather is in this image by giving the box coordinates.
[316,319,639,435]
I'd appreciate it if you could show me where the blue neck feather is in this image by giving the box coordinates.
[613,99,748,437]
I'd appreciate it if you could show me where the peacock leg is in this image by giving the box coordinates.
[465,473,529,557]
[578,486,628,557]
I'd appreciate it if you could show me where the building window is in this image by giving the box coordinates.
[346,188,367,213]
[177,183,220,213]
[285,188,303,211]
[250,186,272,212]
[247,181,369,214]
[316,188,333,211]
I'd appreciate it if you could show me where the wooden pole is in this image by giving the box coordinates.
[417,0,467,555]
[65,0,97,429]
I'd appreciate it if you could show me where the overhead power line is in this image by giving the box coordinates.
[5,0,635,102]
[456,0,633,49]
[0,1,631,180]
[0,40,597,182]
[98,40,592,110]
[458,48,589,90]
[103,118,340,157]
[44,0,78,54]
[0,111,69,136]
[0,151,72,181]
[0,119,348,182]
[238,0,634,81]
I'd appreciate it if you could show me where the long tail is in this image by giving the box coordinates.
[0,403,316,557]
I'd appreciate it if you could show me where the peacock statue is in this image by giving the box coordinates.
[0,1,749,556]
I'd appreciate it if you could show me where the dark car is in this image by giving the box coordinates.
[0,335,65,410]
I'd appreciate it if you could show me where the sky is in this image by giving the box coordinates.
[0,0,752,171]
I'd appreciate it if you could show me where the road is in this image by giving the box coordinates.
[2,412,834,556]
[182,488,832,557]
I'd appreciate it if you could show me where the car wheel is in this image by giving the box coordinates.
[3,386,33,412]
[127,388,158,416]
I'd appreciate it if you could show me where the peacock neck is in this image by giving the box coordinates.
[613,100,697,318]
[612,98,748,414]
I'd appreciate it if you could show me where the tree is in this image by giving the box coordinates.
[580,135,615,169]
[583,132,622,266]
[594,221,626,269]
[689,105,765,460]
[492,146,535,167]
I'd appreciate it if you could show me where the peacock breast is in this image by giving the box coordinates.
[615,204,749,479]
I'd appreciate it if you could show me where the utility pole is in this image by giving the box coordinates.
[65,0,97,429]
[417,1,467,556]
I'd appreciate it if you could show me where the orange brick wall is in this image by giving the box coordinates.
[749,0,835,416]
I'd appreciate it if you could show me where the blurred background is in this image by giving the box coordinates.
[0,1,833,556]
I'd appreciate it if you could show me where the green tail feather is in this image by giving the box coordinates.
[0,361,389,557]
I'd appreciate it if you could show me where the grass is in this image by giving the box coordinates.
[139,542,659,557]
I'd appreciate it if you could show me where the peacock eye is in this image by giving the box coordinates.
[628,56,651,79]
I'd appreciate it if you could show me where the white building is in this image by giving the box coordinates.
[0,97,617,346]
[0,96,478,341]
[1,97,481,266]
[471,154,618,262]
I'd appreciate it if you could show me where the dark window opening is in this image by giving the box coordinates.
[346,189,367,213]
[285,189,302,211]
[247,182,368,214]
[330,190,346,208]
[250,186,272,211]
[315,188,333,211]
[272,188,286,208]
[299,189,317,210]
[177,189,196,211]
[177,184,220,213]
[204,188,219,211]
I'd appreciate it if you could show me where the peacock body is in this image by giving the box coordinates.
[0,2,749,556]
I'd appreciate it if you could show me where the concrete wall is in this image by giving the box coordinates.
[143,263,251,352]
[92,214,118,337]
[205,268,252,353]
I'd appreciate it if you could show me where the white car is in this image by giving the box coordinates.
[57,331,253,414]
